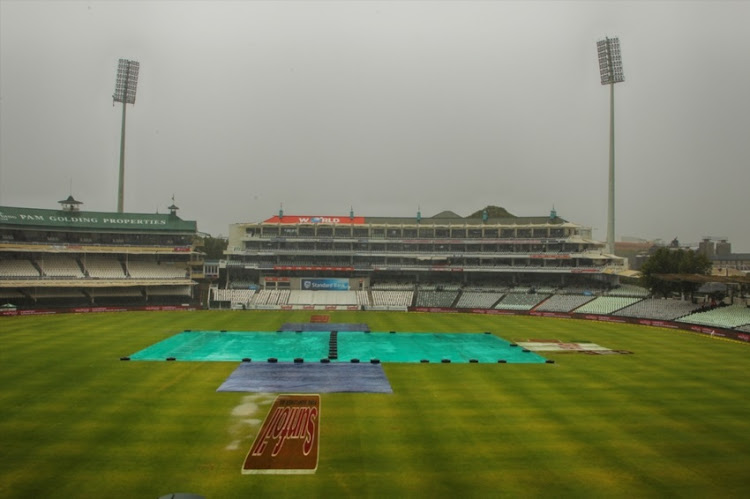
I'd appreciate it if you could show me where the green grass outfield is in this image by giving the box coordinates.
[1,310,749,498]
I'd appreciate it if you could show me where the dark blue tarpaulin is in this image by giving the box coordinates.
[279,322,370,332]
[217,362,393,393]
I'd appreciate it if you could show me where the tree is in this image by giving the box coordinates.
[194,235,228,260]
[467,205,516,219]
[640,247,711,298]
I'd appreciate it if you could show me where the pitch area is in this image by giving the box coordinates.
[1,310,749,498]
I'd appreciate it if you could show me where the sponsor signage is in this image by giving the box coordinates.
[0,206,196,232]
[301,278,350,291]
[263,215,366,225]
[530,311,573,319]
[265,277,291,282]
[242,394,320,474]
[637,319,679,329]
[581,314,628,323]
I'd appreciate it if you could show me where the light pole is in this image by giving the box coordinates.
[596,37,624,255]
[113,58,140,213]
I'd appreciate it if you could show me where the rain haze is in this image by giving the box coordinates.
[1,0,748,251]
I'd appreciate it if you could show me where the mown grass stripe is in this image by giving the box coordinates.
[1,310,749,497]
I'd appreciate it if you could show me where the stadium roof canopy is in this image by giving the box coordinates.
[261,214,569,226]
[710,253,750,261]
[654,273,750,286]
[366,215,565,225]
[0,206,197,233]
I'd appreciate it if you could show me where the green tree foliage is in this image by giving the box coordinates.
[467,205,516,219]
[194,235,227,260]
[640,247,712,298]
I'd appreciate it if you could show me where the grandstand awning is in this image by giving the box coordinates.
[0,279,196,288]
[654,274,750,285]
[0,206,196,233]
[583,254,610,260]
[602,268,640,278]
[0,243,196,254]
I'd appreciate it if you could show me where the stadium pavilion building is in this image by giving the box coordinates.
[221,208,628,310]
[0,197,203,311]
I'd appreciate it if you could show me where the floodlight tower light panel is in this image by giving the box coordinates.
[113,59,140,104]
[597,38,624,85]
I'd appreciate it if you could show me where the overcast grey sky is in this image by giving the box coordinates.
[1,0,748,250]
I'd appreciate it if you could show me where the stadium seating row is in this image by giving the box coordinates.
[209,288,418,308]
[252,289,290,305]
[455,292,504,309]
[205,285,750,332]
[574,296,642,315]
[676,305,750,329]
[0,256,188,280]
[371,290,414,307]
[614,298,702,321]
[0,259,39,277]
[36,256,85,278]
[126,261,188,279]
[533,294,594,312]
[495,293,548,310]
[288,290,359,306]
[371,282,415,290]
[608,284,650,297]
[414,290,459,308]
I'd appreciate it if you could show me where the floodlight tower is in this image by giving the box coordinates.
[112,59,140,213]
[597,37,624,255]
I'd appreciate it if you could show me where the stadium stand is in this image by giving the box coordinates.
[608,284,650,297]
[10,200,747,341]
[228,280,258,290]
[225,209,627,303]
[677,305,750,329]
[533,294,595,313]
[356,290,371,307]
[83,256,127,279]
[614,298,703,321]
[251,289,290,306]
[371,282,415,291]
[494,293,548,311]
[559,285,604,295]
[455,291,504,309]
[126,260,188,279]
[0,200,201,309]
[574,296,643,315]
[415,290,459,308]
[0,258,40,278]
[371,290,414,308]
[36,255,85,278]
[289,290,358,305]
[89,287,143,298]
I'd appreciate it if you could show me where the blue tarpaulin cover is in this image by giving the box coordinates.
[279,322,370,332]
[217,362,393,393]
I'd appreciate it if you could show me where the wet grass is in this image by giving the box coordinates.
[1,310,749,497]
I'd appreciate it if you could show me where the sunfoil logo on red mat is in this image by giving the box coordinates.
[251,405,317,457]
[242,394,320,474]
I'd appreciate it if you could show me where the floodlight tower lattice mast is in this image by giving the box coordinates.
[597,37,624,255]
[113,59,140,213]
